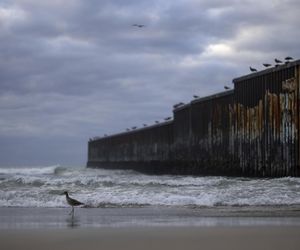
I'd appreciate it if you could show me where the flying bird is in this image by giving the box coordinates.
[250,67,257,72]
[224,86,230,90]
[275,58,282,64]
[131,126,137,130]
[143,124,147,127]
[126,128,130,131]
[263,63,272,67]
[193,95,199,99]
[132,24,145,28]
[155,121,159,124]
[63,191,84,216]
[164,117,172,121]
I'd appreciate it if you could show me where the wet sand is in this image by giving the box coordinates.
[1,206,300,250]
[1,206,300,229]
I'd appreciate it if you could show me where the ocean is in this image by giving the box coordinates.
[1,165,300,208]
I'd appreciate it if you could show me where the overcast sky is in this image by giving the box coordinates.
[0,0,299,166]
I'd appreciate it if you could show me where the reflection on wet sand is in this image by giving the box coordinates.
[2,206,300,229]
[66,214,80,228]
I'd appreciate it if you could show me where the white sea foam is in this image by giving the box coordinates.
[0,165,300,208]
[0,165,60,175]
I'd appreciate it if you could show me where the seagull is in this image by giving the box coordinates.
[164,117,172,121]
[263,63,272,67]
[250,67,257,72]
[224,85,230,90]
[131,126,137,130]
[132,24,145,28]
[173,102,185,109]
[285,56,293,64]
[275,58,282,64]
[63,191,84,216]
[193,95,199,99]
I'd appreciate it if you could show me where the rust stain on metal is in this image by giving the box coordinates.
[282,77,297,92]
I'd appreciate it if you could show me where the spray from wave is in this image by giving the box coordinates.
[0,165,300,208]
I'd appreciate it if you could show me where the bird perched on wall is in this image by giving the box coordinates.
[285,56,293,64]
[275,58,282,64]
[263,63,272,68]
[63,191,84,216]
[250,67,257,72]
[193,95,199,99]
[224,86,230,90]
[285,56,293,61]
[173,102,185,109]
[132,24,145,28]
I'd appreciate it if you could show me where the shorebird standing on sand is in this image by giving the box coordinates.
[63,191,84,215]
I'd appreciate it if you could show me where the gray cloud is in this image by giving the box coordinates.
[0,0,300,166]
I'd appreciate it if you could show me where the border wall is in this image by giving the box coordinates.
[87,60,300,177]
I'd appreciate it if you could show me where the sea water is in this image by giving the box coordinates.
[1,165,300,208]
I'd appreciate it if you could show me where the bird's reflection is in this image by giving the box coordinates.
[66,214,80,228]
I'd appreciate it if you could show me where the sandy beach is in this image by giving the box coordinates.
[1,226,300,250]
[1,206,300,250]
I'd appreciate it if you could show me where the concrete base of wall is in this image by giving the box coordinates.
[86,161,243,176]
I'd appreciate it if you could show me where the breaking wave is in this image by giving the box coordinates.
[0,165,300,208]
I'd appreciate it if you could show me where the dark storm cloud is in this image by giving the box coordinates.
[0,0,300,165]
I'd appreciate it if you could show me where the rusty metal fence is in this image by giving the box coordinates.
[233,62,300,176]
[87,60,300,177]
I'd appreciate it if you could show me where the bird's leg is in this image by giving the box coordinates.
[69,206,73,215]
